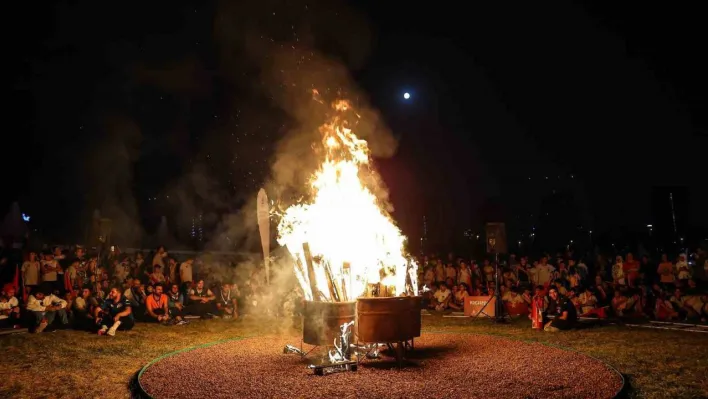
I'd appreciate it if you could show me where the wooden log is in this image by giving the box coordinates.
[302,243,320,301]
[341,262,350,301]
[323,261,340,302]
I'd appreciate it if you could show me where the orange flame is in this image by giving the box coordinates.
[277,99,417,301]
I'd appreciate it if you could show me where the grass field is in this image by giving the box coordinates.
[2,315,707,399]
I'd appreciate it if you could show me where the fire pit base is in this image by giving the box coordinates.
[139,333,624,398]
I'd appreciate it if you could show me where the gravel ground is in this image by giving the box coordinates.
[139,333,623,399]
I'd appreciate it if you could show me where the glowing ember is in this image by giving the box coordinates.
[277,99,417,302]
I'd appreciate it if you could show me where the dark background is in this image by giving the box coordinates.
[5,1,707,254]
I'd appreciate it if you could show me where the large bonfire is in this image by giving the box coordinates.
[277,98,417,302]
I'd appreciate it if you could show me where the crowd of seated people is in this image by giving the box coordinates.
[0,244,274,334]
[418,247,708,326]
[2,243,707,334]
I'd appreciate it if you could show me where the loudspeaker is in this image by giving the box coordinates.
[485,222,507,254]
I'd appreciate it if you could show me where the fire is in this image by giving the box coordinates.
[277,99,417,302]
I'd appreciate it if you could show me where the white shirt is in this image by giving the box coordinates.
[180,262,193,283]
[26,294,67,312]
[0,296,19,310]
[0,296,19,320]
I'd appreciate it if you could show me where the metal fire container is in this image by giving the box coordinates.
[355,296,422,344]
[303,300,356,346]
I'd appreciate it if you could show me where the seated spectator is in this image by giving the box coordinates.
[186,280,216,318]
[215,282,239,318]
[166,284,187,324]
[146,284,175,324]
[676,254,690,281]
[0,284,21,329]
[568,266,582,289]
[124,280,146,320]
[594,275,613,306]
[429,281,451,311]
[611,288,641,317]
[503,287,528,315]
[552,279,568,296]
[654,292,679,321]
[544,286,577,332]
[26,283,69,333]
[677,288,705,321]
[576,287,607,318]
[73,287,99,330]
[448,283,468,311]
[94,287,134,336]
[612,256,625,286]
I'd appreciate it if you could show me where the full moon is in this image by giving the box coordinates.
[403,92,410,99]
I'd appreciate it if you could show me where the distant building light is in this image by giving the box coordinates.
[647,224,653,228]
[22,213,30,222]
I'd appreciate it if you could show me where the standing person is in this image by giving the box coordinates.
[612,255,626,286]
[623,253,641,287]
[41,253,61,293]
[657,254,675,286]
[21,252,41,297]
[95,287,134,336]
[152,246,167,270]
[180,258,194,292]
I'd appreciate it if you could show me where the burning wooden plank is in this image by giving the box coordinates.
[302,243,320,301]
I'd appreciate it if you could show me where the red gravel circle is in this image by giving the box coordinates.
[139,333,623,399]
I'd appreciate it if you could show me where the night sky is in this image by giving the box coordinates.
[5,1,707,253]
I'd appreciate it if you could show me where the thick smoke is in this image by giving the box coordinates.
[81,114,144,247]
[195,0,405,325]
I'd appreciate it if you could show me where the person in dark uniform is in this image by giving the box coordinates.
[94,287,134,336]
[544,286,577,332]
[186,279,216,318]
